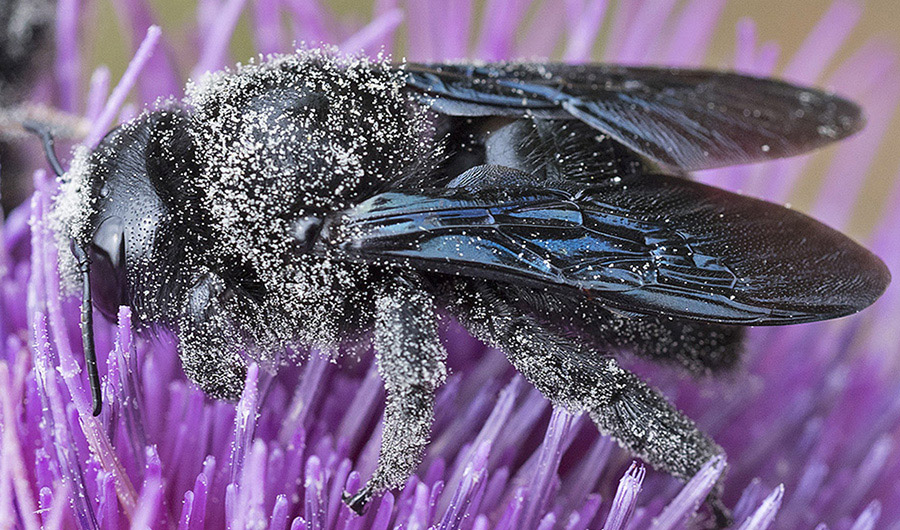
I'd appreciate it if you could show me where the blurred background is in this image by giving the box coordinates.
[4,0,900,236]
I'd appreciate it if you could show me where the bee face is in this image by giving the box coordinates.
[75,111,196,323]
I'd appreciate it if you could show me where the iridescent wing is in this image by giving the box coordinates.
[321,171,889,325]
[404,62,864,171]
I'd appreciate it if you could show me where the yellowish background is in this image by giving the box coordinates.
[84,0,900,237]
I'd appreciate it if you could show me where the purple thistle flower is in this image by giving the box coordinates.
[1,1,899,529]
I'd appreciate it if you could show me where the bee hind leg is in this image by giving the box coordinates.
[441,278,731,528]
[344,274,447,514]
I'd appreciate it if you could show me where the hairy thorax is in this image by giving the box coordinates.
[181,50,438,352]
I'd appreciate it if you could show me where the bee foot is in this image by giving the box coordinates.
[343,486,374,515]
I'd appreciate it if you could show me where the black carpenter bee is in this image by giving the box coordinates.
[34,49,890,524]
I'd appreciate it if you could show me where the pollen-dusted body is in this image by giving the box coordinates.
[50,49,889,523]
[57,53,440,396]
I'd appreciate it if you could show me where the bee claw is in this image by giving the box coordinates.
[343,486,373,515]
[707,495,733,529]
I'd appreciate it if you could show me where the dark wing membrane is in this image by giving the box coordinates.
[403,62,864,171]
[322,173,889,325]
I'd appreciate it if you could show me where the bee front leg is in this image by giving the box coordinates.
[177,273,248,400]
[178,324,248,400]
[344,274,447,514]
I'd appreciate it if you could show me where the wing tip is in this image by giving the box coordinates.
[854,249,892,311]
[829,93,866,142]
[836,246,892,319]
[778,248,891,325]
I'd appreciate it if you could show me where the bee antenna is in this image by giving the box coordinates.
[72,243,102,416]
[23,120,103,416]
[22,120,66,178]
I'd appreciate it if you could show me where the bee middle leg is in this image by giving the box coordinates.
[440,278,730,526]
[344,274,447,514]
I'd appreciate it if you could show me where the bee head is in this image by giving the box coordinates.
[27,109,196,415]
[53,109,195,320]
